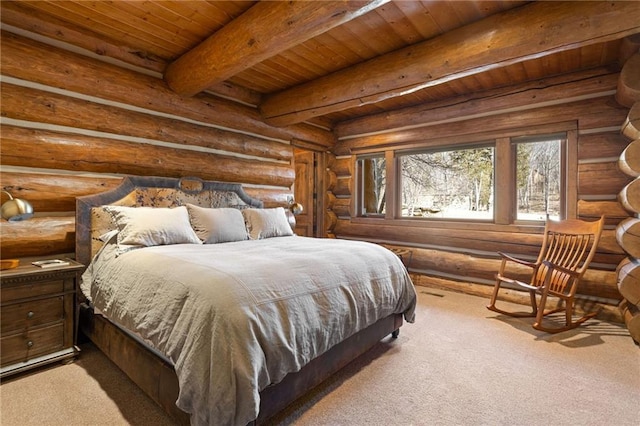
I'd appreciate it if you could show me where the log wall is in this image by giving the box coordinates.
[329,65,634,314]
[0,29,334,259]
[616,51,640,342]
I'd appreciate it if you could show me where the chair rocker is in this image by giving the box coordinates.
[486,216,605,333]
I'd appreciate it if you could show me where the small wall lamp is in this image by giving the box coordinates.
[1,190,34,221]
[289,200,304,216]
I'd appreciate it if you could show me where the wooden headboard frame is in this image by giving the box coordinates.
[75,175,265,267]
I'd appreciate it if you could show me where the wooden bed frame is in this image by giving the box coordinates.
[75,175,403,425]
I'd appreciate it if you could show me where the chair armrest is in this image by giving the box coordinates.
[540,260,583,296]
[541,260,581,279]
[498,252,537,269]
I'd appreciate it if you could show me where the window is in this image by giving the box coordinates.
[356,155,386,216]
[513,134,565,221]
[353,132,568,224]
[399,145,494,220]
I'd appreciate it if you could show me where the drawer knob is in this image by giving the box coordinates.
[26,340,34,348]
[26,311,34,319]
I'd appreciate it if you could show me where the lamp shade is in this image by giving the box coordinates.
[1,191,34,221]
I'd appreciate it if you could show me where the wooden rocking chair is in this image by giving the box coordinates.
[487,215,605,333]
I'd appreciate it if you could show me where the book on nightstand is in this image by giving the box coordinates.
[32,259,71,268]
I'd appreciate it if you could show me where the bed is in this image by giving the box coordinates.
[75,175,417,425]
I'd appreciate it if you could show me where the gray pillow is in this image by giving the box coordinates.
[104,205,201,247]
[242,207,294,240]
[186,204,248,243]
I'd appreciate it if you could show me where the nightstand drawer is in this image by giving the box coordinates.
[0,323,64,367]
[1,296,65,334]
[1,279,66,302]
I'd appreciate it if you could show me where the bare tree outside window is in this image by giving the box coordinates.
[358,156,386,215]
[400,146,494,219]
[515,136,563,221]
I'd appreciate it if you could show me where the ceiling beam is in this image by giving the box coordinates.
[260,1,640,127]
[164,0,388,97]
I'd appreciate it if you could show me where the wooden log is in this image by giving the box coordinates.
[165,0,387,96]
[325,153,336,171]
[337,68,618,139]
[0,172,290,212]
[616,217,640,259]
[325,192,336,210]
[619,33,640,65]
[332,157,353,177]
[617,257,640,306]
[0,126,295,188]
[334,219,625,266]
[619,139,640,178]
[243,188,292,209]
[412,274,623,323]
[619,177,640,214]
[616,53,640,108]
[333,197,352,218]
[325,210,337,233]
[335,96,625,155]
[579,131,630,161]
[577,200,630,224]
[619,299,640,344]
[395,245,619,301]
[326,170,337,192]
[0,172,121,213]
[0,31,334,148]
[333,177,352,197]
[621,102,640,140]
[0,83,293,162]
[0,216,75,258]
[261,1,640,126]
[578,161,634,197]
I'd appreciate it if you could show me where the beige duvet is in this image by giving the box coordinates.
[81,235,416,425]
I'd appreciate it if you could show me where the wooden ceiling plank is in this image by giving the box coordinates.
[321,25,379,61]
[296,37,356,74]
[260,1,640,126]
[164,0,389,96]
[21,1,179,59]
[124,2,215,44]
[393,1,443,40]
[274,41,339,78]
[346,8,406,55]
[78,1,198,52]
[424,1,467,33]
[151,1,242,36]
[203,1,257,22]
[371,2,424,45]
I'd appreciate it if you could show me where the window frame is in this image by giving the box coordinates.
[352,124,577,227]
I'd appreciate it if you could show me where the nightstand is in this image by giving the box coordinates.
[0,258,84,378]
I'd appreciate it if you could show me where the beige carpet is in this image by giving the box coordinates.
[1,288,639,426]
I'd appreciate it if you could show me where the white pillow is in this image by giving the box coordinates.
[186,204,248,244]
[104,205,201,247]
[242,207,294,240]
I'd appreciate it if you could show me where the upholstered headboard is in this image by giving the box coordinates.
[75,176,265,267]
